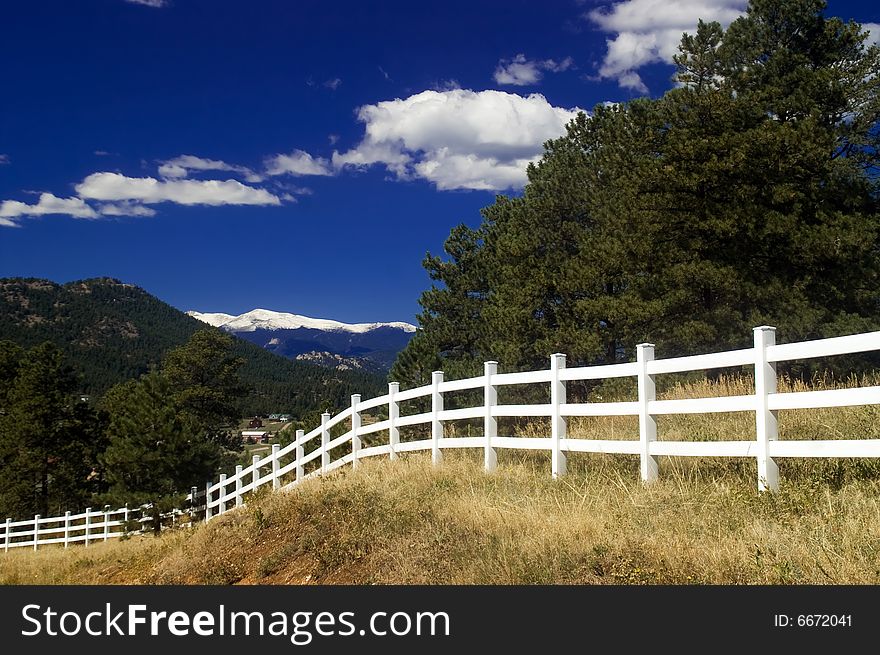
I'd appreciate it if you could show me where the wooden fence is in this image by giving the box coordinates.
[4,325,880,551]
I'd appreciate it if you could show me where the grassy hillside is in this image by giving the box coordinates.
[0,277,385,416]
[0,453,880,584]
[3,373,879,585]
[3,450,879,585]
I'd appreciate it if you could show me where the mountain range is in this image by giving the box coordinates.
[187,309,416,371]
[0,278,387,417]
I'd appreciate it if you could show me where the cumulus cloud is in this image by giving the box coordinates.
[0,193,99,223]
[588,0,747,92]
[158,154,263,183]
[76,172,281,206]
[1,158,286,227]
[493,54,574,86]
[97,201,157,217]
[264,149,334,177]
[332,89,582,190]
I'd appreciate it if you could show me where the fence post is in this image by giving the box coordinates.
[63,511,71,548]
[351,394,361,469]
[272,443,281,490]
[321,412,331,474]
[219,474,228,514]
[637,343,659,483]
[754,326,779,492]
[295,430,305,482]
[251,455,260,494]
[432,371,444,466]
[235,465,243,508]
[4,518,9,552]
[33,515,40,551]
[484,361,498,473]
[550,353,567,478]
[84,507,92,546]
[124,504,130,534]
[103,505,110,542]
[388,382,400,460]
[189,488,197,525]
[205,482,213,521]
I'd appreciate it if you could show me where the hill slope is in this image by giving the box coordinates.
[1,452,878,584]
[0,277,386,416]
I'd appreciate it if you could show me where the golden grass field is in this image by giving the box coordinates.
[2,373,879,585]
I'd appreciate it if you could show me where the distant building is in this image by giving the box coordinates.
[241,430,269,444]
[247,417,263,429]
[279,414,293,422]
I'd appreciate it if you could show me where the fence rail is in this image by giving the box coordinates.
[4,325,880,552]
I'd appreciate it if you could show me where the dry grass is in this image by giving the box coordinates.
[2,451,879,585]
[3,373,880,585]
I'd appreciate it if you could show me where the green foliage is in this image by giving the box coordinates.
[163,330,245,450]
[100,371,235,525]
[100,330,252,529]
[0,277,384,522]
[0,342,107,518]
[0,277,386,417]
[395,0,880,385]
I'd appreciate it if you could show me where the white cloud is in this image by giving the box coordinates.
[0,193,99,223]
[588,0,747,92]
[324,78,342,90]
[332,89,582,190]
[158,154,263,183]
[97,201,157,217]
[493,54,574,86]
[264,149,334,177]
[0,154,9,165]
[124,0,169,7]
[76,173,281,206]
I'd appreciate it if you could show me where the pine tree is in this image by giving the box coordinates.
[395,0,880,380]
[0,342,105,518]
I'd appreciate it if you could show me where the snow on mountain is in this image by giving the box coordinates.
[188,312,237,328]
[187,308,417,334]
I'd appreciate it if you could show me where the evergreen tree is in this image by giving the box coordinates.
[163,329,245,450]
[0,342,106,518]
[101,372,233,530]
[99,330,249,528]
[394,0,880,384]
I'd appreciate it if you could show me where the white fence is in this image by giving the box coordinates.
[1,504,192,552]
[4,325,880,551]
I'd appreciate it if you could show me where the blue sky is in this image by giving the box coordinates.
[1,0,877,324]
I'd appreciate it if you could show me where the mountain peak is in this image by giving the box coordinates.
[187,308,417,334]
[186,307,416,370]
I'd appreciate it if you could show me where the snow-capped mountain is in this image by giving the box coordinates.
[188,308,416,334]
[187,308,416,371]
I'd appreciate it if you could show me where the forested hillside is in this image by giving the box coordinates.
[0,277,385,416]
